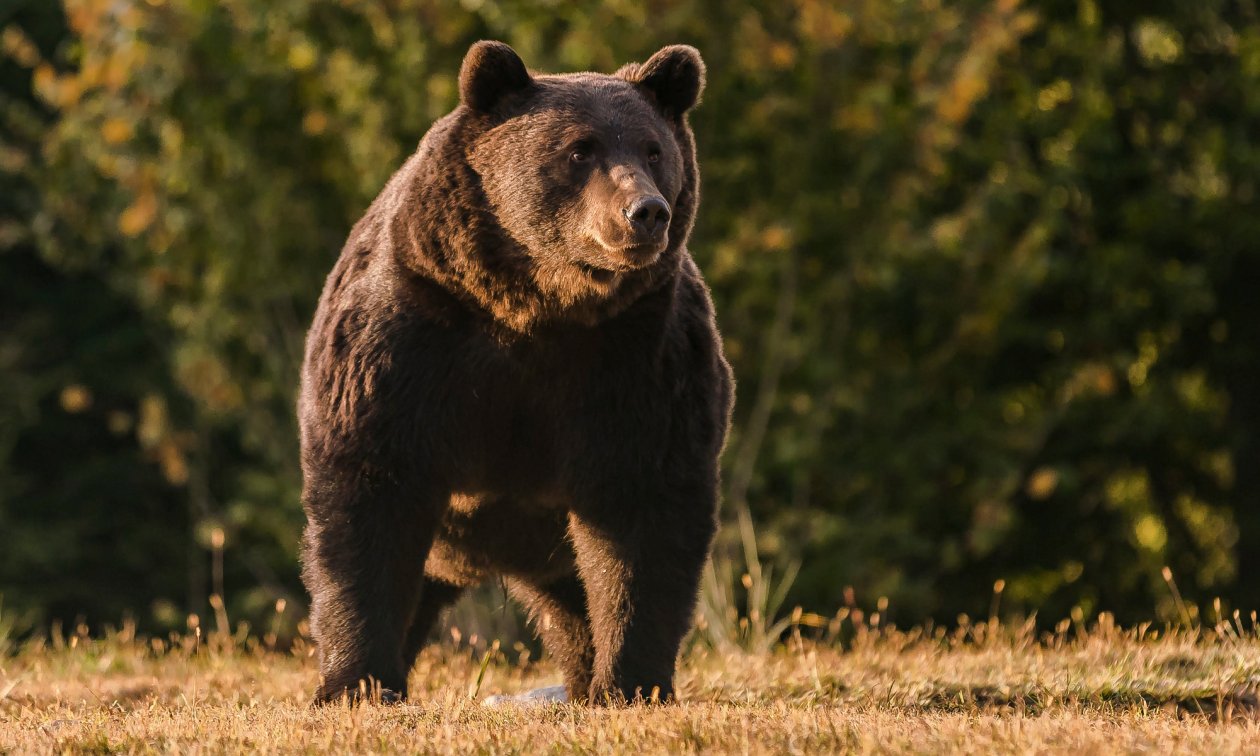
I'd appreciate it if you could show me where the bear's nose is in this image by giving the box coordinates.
[624,196,671,240]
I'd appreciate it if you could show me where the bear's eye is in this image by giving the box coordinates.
[647,148,661,164]
[570,149,590,164]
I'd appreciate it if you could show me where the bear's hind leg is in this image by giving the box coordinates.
[509,574,595,702]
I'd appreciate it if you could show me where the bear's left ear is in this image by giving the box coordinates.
[460,40,533,112]
[623,45,706,119]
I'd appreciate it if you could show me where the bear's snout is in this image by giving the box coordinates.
[623,196,671,244]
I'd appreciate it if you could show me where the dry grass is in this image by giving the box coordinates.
[2,617,1260,754]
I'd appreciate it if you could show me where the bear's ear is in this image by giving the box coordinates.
[624,45,706,119]
[459,40,533,113]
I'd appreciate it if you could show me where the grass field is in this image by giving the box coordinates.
[2,614,1259,754]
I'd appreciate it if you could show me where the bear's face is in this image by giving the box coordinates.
[459,43,704,305]
[469,81,684,293]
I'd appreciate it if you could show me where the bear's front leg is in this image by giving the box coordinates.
[301,460,440,705]
[568,477,718,704]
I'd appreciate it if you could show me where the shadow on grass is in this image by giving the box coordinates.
[915,682,1260,723]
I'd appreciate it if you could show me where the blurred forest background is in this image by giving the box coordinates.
[2,0,1259,640]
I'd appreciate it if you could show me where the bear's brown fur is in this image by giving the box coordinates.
[298,40,733,705]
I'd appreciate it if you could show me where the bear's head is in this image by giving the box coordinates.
[430,41,704,326]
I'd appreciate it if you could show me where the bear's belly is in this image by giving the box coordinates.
[423,491,576,586]
[430,354,574,495]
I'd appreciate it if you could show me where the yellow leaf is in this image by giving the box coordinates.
[796,1,853,46]
[2,26,42,67]
[769,42,797,70]
[118,191,157,237]
[939,75,987,124]
[137,394,167,449]
[761,225,792,252]
[158,439,190,485]
[104,57,128,90]
[302,110,328,135]
[288,39,318,72]
[32,63,56,102]
[1025,467,1059,500]
[102,117,133,144]
[59,384,93,413]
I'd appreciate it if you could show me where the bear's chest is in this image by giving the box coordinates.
[419,324,655,497]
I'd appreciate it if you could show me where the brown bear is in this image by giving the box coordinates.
[298,40,733,706]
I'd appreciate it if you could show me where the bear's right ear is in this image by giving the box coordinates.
[459,41,533,113]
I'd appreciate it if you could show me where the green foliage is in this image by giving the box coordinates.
[1,0,1259,632]
[0,1,196,631]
